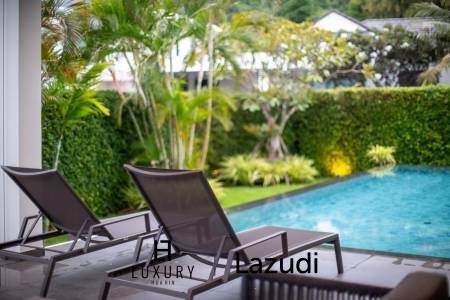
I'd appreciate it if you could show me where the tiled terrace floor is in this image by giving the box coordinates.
[0,239,449,300]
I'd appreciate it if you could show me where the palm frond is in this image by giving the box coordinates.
[79,62,110,86]
[408,2,450,18]
[419,53,450,84]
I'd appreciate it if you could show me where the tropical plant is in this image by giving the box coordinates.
[156,81,236,168]
[238,13,371,160]
[41,0,89,88]
[186,2,254,168]
[350,0,424,18]
[89,0,239,169]
[218,155,264,185]
[284,156,319,182]
[218,155,318,185]
[42,0,110,169]
[367,145,396,166]
[44,63,111,168]
[124,185,147,211]
[408,1,450,84]
[89,0,178,166]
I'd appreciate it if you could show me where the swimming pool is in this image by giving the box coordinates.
[227,166,450,258]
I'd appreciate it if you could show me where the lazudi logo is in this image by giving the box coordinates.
[236,252,319,274]
[132,240,318,284]
[132,240,195,285]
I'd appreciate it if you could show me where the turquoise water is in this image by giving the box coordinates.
[227,166,450,258]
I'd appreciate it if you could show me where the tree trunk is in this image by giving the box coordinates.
[53,134,64,169]
[268,134,282,161]
[127,51,168,166]
[187,50,206,161]
[198,21,214,169]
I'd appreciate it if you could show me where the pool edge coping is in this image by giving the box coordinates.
[224,171,366,214]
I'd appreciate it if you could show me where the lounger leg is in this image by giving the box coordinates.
[98,277,111,300]
[40,258,56,297]
[333,237,344,274]
[185,289,194,300]
[133,237,144,262]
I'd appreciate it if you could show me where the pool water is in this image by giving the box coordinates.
[227,166,450,258]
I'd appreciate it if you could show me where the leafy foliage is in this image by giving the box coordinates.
[218,155,318,186]
[408,1,450,84]
[218,155,265,185]
[367,145,396,166]
[42,86,450,214]
[332,26,437,87]
[41,0,89,85]
[123,185,147,211]
[235,13,371,160]
[42,91,137,216]
[288,85,450,174]
[284,156,319,182]
[211,86,450,176]
[230,0,426,21]
[350,0,425,18]
[89,0,241,169]
[43,63,111,168]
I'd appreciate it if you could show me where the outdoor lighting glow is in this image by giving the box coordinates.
[326,151,352,177]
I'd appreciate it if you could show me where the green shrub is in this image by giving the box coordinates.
[123,185,147,211]
[367,145,396,166]
[218,155,265,185]
[284,156,319,182]
[218,155,318,186]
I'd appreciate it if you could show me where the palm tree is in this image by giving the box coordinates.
[90,0,241,168]
[408,1,450,84]
[45,64,111,168]
[41,0,88,87]
[158,81,236,168]
[89,0,177,165]
[41,0,110,169]
[186,3,254,168]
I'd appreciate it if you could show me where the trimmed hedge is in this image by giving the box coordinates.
[286,85,450,174]
[42,91,136,216]
[42,86,450,215]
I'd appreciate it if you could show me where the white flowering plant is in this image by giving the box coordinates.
[338,25,437,87]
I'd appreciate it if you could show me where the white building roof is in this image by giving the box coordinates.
[362,17,436,33]
[314,10,368,33]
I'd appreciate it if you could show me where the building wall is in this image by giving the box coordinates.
[0,0,41,243]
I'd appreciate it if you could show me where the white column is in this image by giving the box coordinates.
[0,0,4,243]
[0,0,41,242]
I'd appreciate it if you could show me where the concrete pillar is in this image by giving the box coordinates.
[0,0,41,242]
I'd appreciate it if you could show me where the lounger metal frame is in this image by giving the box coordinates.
[100,226,342,300]
[0,166,155,297]
[98,165,344,300]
